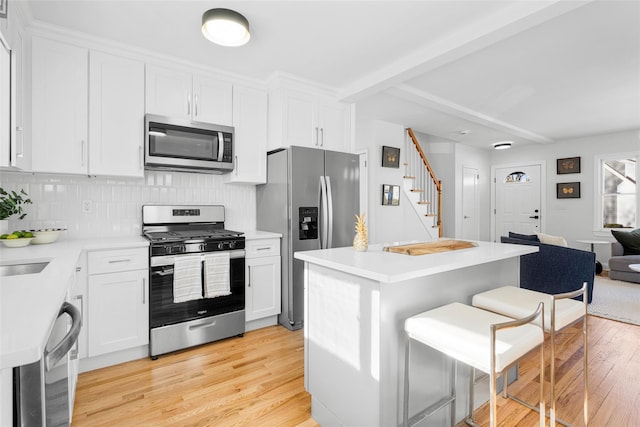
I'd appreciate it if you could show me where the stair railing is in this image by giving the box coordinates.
[405,128,443,238]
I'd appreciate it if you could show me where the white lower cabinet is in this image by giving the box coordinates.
[245,238,281,322]
[87,248,148,357]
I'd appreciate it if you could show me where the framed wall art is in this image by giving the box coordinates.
[557,182,580,199]
[381,184,400,206]
[557,156,580,174]
[381,146,400,168]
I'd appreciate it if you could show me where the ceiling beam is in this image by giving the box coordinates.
[339,0,594,103]
[388,84,554,144]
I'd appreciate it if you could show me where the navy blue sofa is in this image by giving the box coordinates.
[501,236,595,303]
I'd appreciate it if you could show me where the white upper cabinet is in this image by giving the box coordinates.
[269,84,351,152]
[192,75,233,125]
[225,84,267,184]
[89,51,145,177]
[0,13,29,171]
[145,64,233,125]
[31,37,89,174]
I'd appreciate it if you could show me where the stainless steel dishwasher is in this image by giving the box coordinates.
[13,301,82,426]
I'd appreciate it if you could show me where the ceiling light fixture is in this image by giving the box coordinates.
[493,142,512,150]
[201,8,251,47]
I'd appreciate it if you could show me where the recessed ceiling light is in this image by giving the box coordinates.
[202,8,251,47]
[493,142,512,150]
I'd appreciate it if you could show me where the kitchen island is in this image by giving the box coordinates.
[294,240,538,426]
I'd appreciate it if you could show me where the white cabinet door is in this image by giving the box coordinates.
[226,84,267,184]
[192,74,233,125]
[31,37,88,174]
[145,64,191,120]
[10,22,28,170]
[145,65,233,125]
[89,51,145,177]
[283,89,316,148]
[246,256,281,321]
[317,100,348,152]
[0,34,10,168]
[88,269,148,356]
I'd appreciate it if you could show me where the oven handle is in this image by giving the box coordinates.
[150,249,245,268]
[44,301,82,371]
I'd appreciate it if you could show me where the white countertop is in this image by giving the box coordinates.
[294,240,538,283]
[243,230,282,240]
[0,236,148,369]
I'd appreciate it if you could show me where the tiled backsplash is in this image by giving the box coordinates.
[0,171,256,238]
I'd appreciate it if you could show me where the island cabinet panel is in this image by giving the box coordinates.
[297,242,536,426]
[31,37,88,174]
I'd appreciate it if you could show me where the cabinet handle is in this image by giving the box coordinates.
[80,140,86,167]
[315,127,319,146]
[235,155,238,175]
[142,278,146,304]
[248,268,251,287]
[320,128,324,147]
[108,259,131,264]
[256,247,270,251]
[139,146,143,169]
[16,127,23,157]
[195,94,198,117]
[187,92,191,115]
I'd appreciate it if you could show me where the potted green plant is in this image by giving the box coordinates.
[0,188,32,234]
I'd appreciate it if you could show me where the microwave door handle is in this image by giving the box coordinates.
[217,132,225,161]
[44,302,82,371]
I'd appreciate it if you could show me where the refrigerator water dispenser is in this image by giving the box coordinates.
[299,207,318,240]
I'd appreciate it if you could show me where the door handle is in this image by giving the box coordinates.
[529,215,539,219]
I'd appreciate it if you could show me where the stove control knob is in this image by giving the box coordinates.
[165,246,173,254]
[217,242,224,250]
[229,241,236,249]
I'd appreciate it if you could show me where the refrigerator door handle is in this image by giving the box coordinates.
[325,176,334,248]
[319,176,329,249]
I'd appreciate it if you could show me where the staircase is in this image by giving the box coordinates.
[403,128,442,240]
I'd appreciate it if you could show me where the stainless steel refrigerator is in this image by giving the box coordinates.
[256,146,360,330]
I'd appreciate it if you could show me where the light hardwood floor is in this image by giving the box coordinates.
[73,315,639,426]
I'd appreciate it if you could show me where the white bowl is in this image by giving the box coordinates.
[1,237,33,248]
[31,230,61,245]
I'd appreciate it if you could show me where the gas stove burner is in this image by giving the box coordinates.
[144,229,243,243]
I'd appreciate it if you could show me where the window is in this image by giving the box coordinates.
[596,152,639,230]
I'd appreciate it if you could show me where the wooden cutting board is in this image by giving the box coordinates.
[383,240,477,256]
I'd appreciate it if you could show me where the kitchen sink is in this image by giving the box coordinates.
[0,261,50,277]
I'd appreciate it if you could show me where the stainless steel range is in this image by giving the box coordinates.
[142,205,245,359]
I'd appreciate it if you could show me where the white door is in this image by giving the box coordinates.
[462,166,479,240]
[494,164,542,241]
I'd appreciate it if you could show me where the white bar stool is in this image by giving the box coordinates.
[403,302,545,427]
[472,284,588,426]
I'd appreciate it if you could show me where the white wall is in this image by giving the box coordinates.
[490,129,640,262]
[354,120,428,244]
[0,170,256,238]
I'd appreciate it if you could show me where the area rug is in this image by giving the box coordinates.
[588,275,640,326]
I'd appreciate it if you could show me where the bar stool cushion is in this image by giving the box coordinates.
[472,286,584,332]
[405,302,543,374]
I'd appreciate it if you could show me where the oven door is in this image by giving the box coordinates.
[149,250,245,328]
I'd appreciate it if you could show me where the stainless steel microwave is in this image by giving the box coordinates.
[144,114,234,174]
